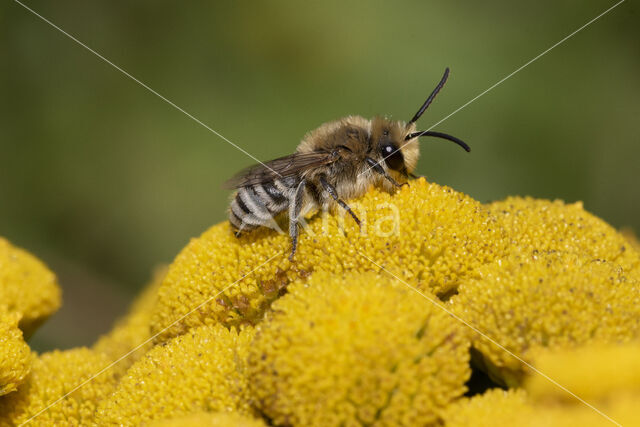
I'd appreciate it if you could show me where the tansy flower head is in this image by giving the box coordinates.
[450,251,640,387]
[443,388,532,427]
[443,385,640,427]
[95,324,255,425]
[0,237,61,336]
[0,348,117,426]
[521,398,640,427]
[489,197,640,273]
[248,271,471,426]
[524,341,640,403]
[0,306,31,396]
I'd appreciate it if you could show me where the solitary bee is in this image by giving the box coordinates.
[225,68,470,260]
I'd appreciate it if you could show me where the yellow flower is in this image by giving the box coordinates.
[443,388,532,427]
[524,398,640,427]
[92,266,167,379]
[0,306,31,396]
[488,197,640,273]
[248,271,471,426]
[0,348,117,426]
[520,342,640,426]
[150,179,507,343]
[95,324,255,425]
[442,386,640,427]
[148,412,266,427]
[525,341,640,403]
[450,251,640,387]
[0,237,61,337]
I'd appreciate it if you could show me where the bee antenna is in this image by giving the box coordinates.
[405,130,471,152]
[407,67,450,127]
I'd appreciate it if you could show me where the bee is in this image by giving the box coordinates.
[225,68,470,260]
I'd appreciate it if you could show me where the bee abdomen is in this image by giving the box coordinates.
[229,179,293,232]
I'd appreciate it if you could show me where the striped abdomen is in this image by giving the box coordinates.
[229,177,298,233]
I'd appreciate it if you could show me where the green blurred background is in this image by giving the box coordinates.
[1,1,638,351]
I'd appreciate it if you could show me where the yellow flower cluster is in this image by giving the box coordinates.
[248,271,471,426]
[0,237,61,336]
[150,179,507,342]
[0,307,31,396]
[94,324,255,425]
[2,181,640,426]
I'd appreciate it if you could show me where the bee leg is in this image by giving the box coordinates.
[365,157,408,188]
[288,179,306,261]
[318,176,361,227]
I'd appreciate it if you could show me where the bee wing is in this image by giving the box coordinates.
[223,151,337,189]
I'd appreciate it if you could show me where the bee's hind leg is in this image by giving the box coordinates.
[232,222,245,238]
[288,179,306,261]
[318,175,361,226]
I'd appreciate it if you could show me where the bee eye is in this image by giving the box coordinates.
[381,143,405,171]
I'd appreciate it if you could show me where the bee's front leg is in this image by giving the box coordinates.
[365,157,408,188]
[318,175,361,227]
[288,179,306,261]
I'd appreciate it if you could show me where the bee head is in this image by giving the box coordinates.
[371,117,420,176]
[373,68,470,178]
